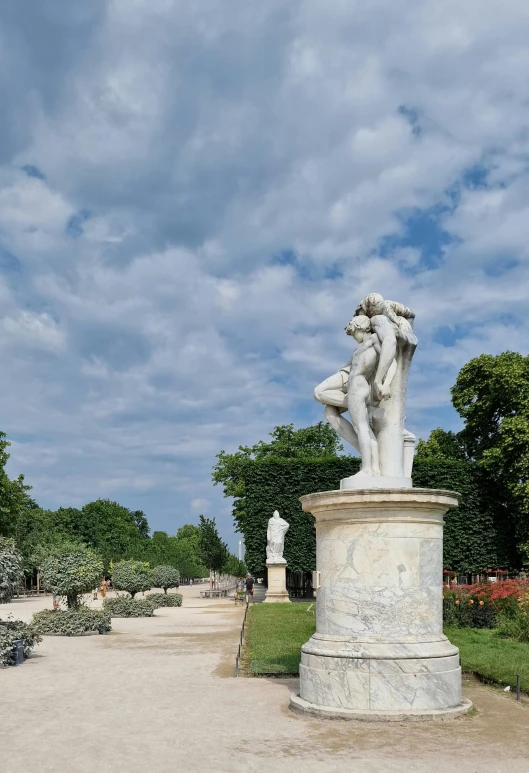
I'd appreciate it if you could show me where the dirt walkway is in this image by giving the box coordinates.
[1,589,528,773]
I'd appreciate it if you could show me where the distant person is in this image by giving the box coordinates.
[245,573,255,604]
[190,579,193,587]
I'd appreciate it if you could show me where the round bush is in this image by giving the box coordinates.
[111,560,153,598]
[102,596,157,617]
[32,607,111,636]
[147,592,183,608]
[152,565,180,593]
[0,537,23,603]
[0,618,41,666]
[40,546,104,608]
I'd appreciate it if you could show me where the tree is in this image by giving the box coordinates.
[131,510,150,539]
[223,553,246,578]
[417,352,529,566]
[0,537,23,602]
[78,500,149,568]
[198,516,228,586]
[111,560,154,598]
[212,422,342,533]
[415,429,467,462]
[152,565,180,593]
[0,431,39,541]
[450,351,529,563]
[40,545,104,608]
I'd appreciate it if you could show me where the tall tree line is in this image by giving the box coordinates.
[0,431,243,579]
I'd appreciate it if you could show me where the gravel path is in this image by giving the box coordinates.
[1,588,528,773]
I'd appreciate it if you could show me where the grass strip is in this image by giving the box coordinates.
[445,627,529,691]
[246,604,529,691]
[248,602,316,675]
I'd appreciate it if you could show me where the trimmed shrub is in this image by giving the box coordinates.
[111,560,153,598]
[40,546,104,608]
[147,592,183,608]
[0,537,23,603]
[32,607,111,636]
[152,565,180,593]
[103,596,157,617]
[0,618,41,666]
[241,457,504,576]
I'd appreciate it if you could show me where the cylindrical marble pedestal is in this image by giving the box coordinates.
[290,488,472,721]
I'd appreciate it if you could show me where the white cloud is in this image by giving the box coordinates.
[0,1,528,548]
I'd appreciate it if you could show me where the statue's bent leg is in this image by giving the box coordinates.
[324,405,360,452]
[314,373,347,408]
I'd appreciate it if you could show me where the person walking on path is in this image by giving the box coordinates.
[245,573,255,604]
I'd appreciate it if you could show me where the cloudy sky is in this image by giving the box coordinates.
[1,1,528,549]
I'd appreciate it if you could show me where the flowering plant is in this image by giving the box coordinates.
[443,580,529,629]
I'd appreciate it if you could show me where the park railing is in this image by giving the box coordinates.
[235,600,250,677]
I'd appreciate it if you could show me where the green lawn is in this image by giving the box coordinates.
[445,627,529,691]
[247,605,529,691]
[247,602,316,674]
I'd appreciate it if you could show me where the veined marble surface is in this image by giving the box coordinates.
[295,487,469,718]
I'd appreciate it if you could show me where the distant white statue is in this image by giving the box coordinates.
[314,293,417,484]
[266,510,289,564]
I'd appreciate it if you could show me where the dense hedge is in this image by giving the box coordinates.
[102,596,156,617]
[147,593,182,608]
[242,457,503,576]
[0,618,41,666]
[32,607,111,636]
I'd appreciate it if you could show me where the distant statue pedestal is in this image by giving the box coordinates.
[264,561,290,604]
[290,488,472,721]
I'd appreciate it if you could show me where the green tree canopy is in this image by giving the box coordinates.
[415,428,468,462]
[451,351,529,561]
[223,554,246,578]
[77,500,149,568]
[212,422,343,532]
[419,351,529,565]
[0,432,39,542]
[111,559,154,598]
[198,515,228,577]
[40,545,104,608]
[152,565,180,593]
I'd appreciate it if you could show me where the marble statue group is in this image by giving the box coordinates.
[314,292,417,485]
[290,290,469,719]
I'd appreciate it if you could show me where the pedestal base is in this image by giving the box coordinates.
[264,563,290,603]
[290,694,472,722]
[295,633,466,718]
[340,475,412,490]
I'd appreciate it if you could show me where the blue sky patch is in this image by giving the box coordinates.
[66,209,91,238]
[21,164,46,180]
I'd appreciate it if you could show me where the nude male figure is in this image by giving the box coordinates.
[345,315,383,476]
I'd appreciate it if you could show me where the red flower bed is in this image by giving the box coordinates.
[446,580,529,615]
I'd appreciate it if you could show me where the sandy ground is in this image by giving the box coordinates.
[1,587,529,773]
